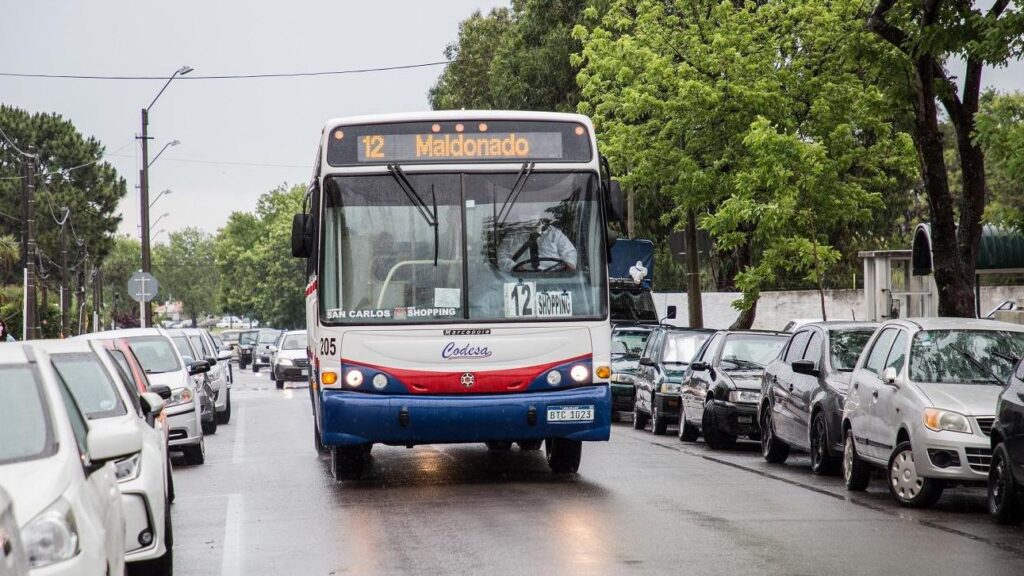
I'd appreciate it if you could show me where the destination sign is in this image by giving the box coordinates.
[326,120,592,166]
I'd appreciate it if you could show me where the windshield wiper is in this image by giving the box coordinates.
[496,162,536,229]
[723,358,764,370]
[950,344,1004,384]
[387,164,439,265]
[992,350,1021,365]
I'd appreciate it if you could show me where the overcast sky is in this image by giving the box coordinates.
[1,1,1021,243]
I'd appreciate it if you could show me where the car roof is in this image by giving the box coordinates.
[713,329,790,337]
[83,327,169,339]
[22,339,95,355]
[801,321,880,331]
[882,317,1024,332]
[0,343,31,364]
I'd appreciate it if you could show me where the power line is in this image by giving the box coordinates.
[108,153,311,169]
[0,124,37,158]
[0,59,456,81]
[0,140,135,181]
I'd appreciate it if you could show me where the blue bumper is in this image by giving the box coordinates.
[320,385,612,446]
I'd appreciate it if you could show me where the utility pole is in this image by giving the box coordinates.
[23,147,38,340]
[60,221,68,336]
[139,108,153,328]
[92,267,102,334]
[627,188,635,239]
[684,208,704,328]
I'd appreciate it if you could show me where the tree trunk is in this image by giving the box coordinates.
[730,298,757,330]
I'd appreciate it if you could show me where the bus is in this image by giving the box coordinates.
[290,111,624,480]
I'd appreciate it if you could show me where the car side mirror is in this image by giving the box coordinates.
[638,357,655,367]
[607,181,626,224]
[792,360,819,376]
[188,361,211,376]
[690,361,709,372]
[882,367,899,386]
[291,213,313,258]
[149,384,173,400]
[140,392,165,417]
[217,348,233,361]
[205,356,218,366]
[86,421,142,465]
[663,305,677,322]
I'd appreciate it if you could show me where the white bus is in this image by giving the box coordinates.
[291,111,624,480]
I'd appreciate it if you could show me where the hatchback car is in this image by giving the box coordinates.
[252,328,282,373]
[0,343,138,575]
[271,330,309,389]
[0,485,27,576]
[759,322,877,474]
[182,327,233,424]
[988,358,1024,524]
[678,330,789,449]
[843,318,1024,508]
[632,326,713,435]
[609,324,655,416]
[167,329,219,436]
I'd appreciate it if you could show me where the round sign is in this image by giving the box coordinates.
[127,271,159,303]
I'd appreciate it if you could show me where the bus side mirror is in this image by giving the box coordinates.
[608,181,626,224]
[291,213,313,258]
[663,305,677,321]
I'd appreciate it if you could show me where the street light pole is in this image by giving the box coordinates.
[139,66,191,327]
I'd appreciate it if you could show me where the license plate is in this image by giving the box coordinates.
[666,399,678,408]
[547,405,594,423]
[738,415,753,424]
[300,369,308,376]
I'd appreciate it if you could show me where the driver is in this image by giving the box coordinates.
[497,217,577,272]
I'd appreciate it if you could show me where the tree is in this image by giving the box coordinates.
[429,8,513,110]
[975,91,1024,230]
[100,235,143,328]
[215,212,262,319]
[0,234,18,281]
[866,0,1024,316]
[154,228,219,326]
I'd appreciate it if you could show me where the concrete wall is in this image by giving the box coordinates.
[653,285,1024,331]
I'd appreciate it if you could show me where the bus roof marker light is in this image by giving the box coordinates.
[546,370,562,386]
[570,365,589,383]
[345,369,364,387]
[574,125,585,136]
[431,124,442,133]
[372,373,388,390]
[478,123,488,132]
[333,130,345,140]
[455,123,465,133]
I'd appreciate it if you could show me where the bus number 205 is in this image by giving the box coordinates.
[319,338,337,356]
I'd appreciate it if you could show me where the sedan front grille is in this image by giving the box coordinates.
[975,417,995,437]
[293,358,310,369]
[965,447,992,474]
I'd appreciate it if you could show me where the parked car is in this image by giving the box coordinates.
[759,322,878,474]
[609,325,655,416]
[252,329,282,373]
[182,327,234,424]
[0,485,27,576]
[843,318,1024,508]
[678,330,789,448]
[167,329,219,436]
[990,358,1024,524]
[30,339,173,575]
[0,343,136,575]
[236,329,260,370]
[632,326,714,435]
[96,328,210,465]
[271,330,309,389]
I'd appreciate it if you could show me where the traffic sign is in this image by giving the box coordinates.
[127,272,159,303]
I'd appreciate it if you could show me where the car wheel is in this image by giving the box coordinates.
[216,389,232,425]
[517,440,543,451]
[183,438,205,466]
[486,441,513,451]
[252,363,259,373]
[989,444,1023,525]
[275,379,284,390]
[701,400,736,450]
[632,401,648,430]
[331,445,367,481]
[678,406,699,442]
[545,438,582,474]
[886,441,943,507]
[201,412,218,435]
[810,412,839,475]
[652,405,668,435]
[842,430,871,491]
[760,405,790,464]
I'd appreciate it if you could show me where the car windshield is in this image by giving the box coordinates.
[320,171,606,324]
[0,365,56,465]
[281,334,306,350]
[830,329,875,371]
[239,331,259,346]
[910,329,1024,384]
[259,330,281,344]
[663,332,712,365]
[720,334,787,371]
[170,336,194,359]
[126,336,182,374]
[221,332,240,344]
[612,330,650,358]
[51,353,127,419]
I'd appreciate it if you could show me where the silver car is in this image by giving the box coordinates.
[843,318,1024,507]
[270,330,309,390]
[182,328,233,424]
[0,485,27,576]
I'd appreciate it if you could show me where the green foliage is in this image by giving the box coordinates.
[154,228,219,325]
[0,234,18,280]
[99,235,142,327]
[976,91,1024,230]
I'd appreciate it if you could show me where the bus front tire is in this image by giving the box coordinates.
[545,438,582,474]
[331,446,367,481]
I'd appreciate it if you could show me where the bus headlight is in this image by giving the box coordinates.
[372,373,388,390]
[570,365,589,383]
[546,370,562,386]
[345,369,364,387]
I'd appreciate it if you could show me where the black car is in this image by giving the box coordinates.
[678,330,788,449]
[237,329,259,369]
[990,358,1024,525]
[758,322,877,474]
[632,326,714,435]
[610,325,656,416]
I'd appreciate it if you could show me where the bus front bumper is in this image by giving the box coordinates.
[320,385,612,446]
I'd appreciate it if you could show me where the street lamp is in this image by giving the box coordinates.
[150,189,173,209]
[139,65,192,327]
[148,140,180,169]
[151,229,167,243]
[151,213,170,230]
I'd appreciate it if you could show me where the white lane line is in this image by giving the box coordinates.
[220,493,243,576]
[231,406,245,464]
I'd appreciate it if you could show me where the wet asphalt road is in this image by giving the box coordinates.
[170,369,1024,576]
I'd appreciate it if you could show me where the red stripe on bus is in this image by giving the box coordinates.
[305,280,318,296]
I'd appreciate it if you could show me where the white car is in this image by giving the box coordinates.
[271,330,309,390]
[182,327,233,424]
[843,318,1024,507]
[0,343,138,575]
[46,338,174,574]
[0,485,27,576]
[94,329,210,465]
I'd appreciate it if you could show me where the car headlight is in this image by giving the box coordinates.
[610,373,635,384]
[660,382,681,394]
[23,497,79,568]
[114,452,142,483]
[168,386,194,407]
[728,390,760,404]
[278,358,294,366]
[923,408,973,434]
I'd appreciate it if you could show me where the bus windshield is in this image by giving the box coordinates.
[321,171,606,324]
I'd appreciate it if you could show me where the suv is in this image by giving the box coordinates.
[632,326,713,434]
[236,329,260,370]
[759,322,877,474]
[843,319,1024,508]
[989,358,1024,524]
